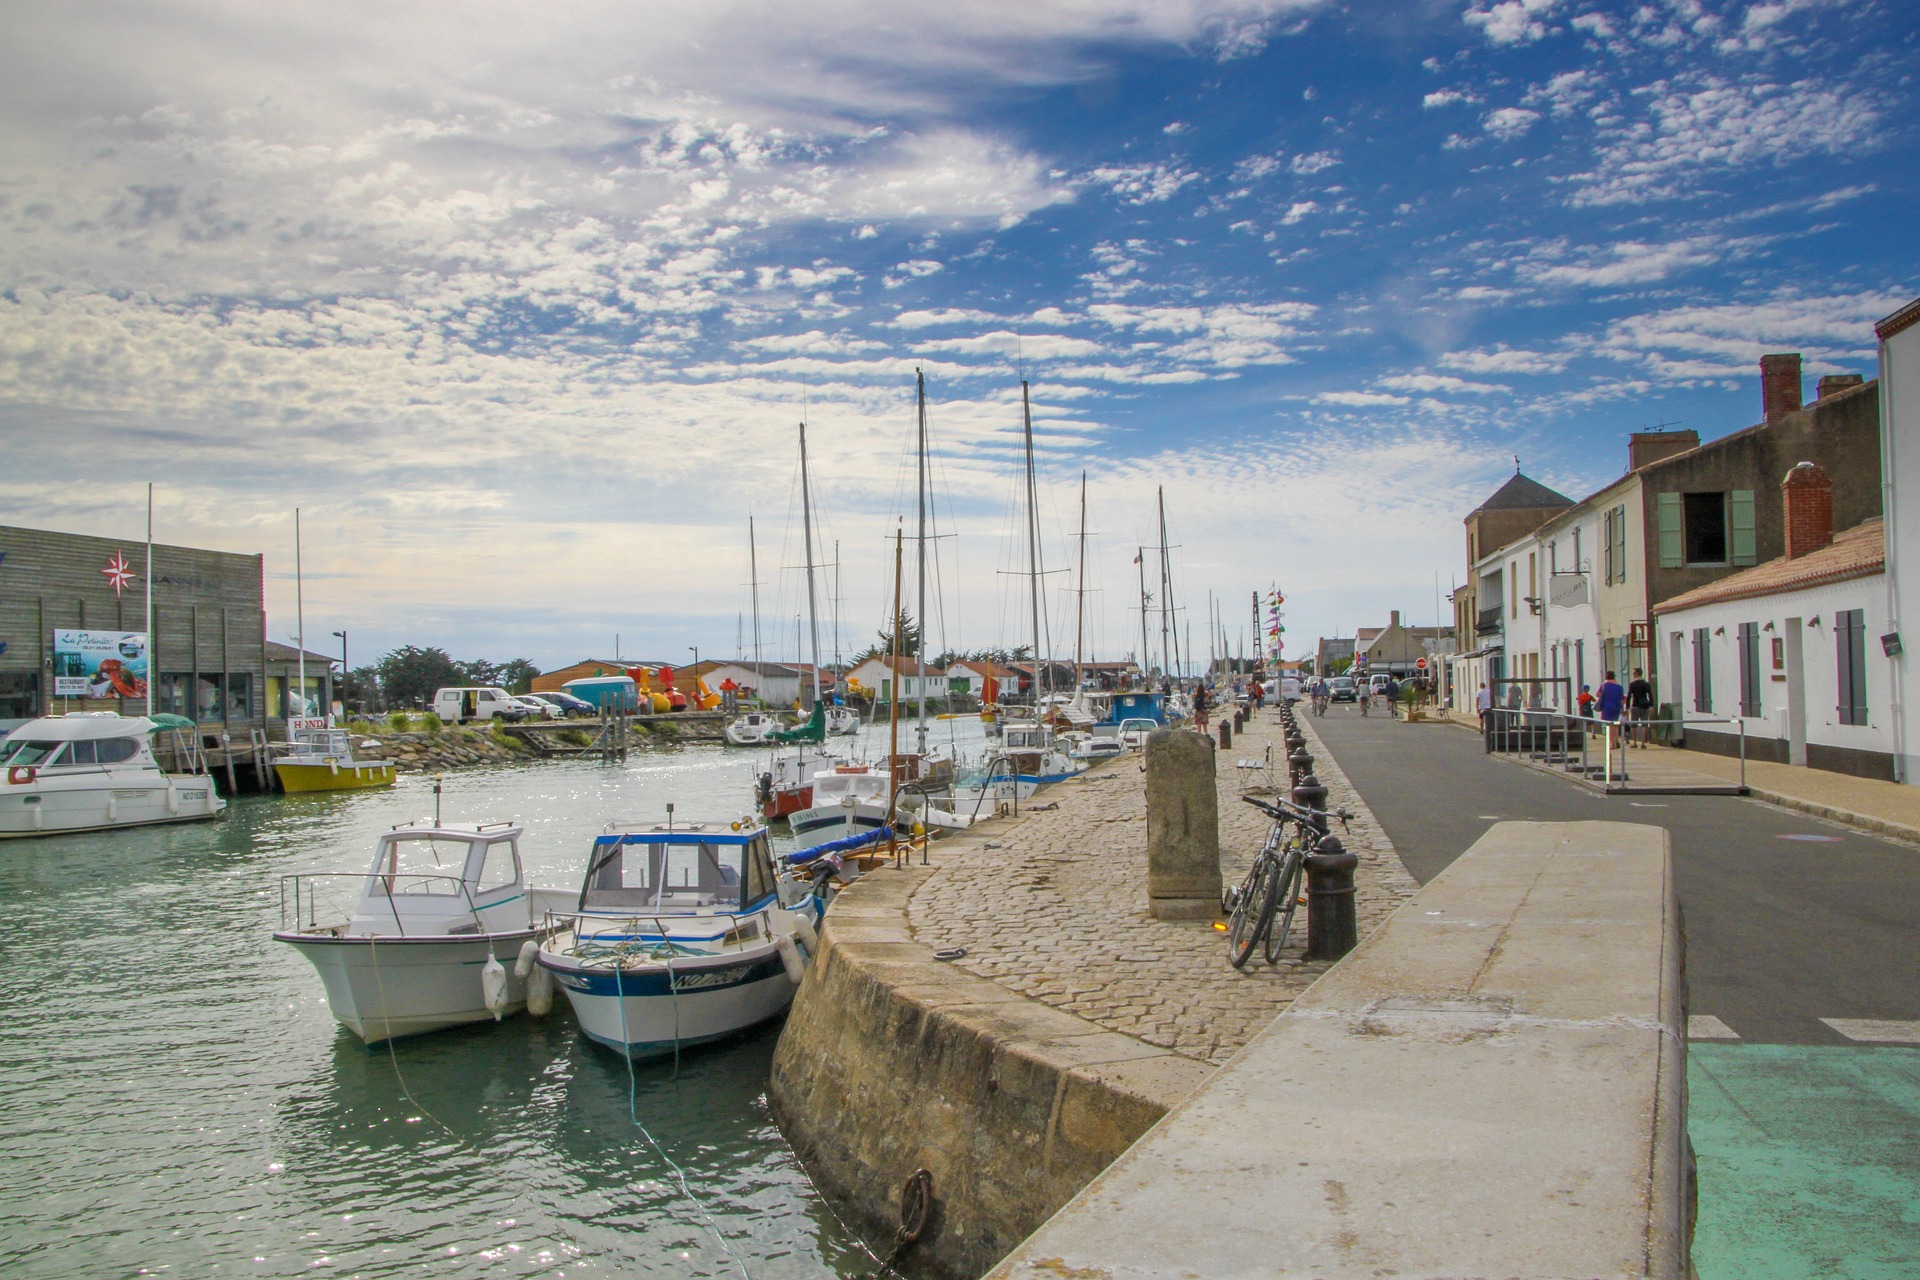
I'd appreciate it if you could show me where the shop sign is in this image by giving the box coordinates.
[52,630,149,698]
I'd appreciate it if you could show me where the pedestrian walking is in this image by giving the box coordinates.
[1476,680,1492,731]
[1597,670,1627,755]
[1192,682,1211,732]
[1577,684,1595,718]
[1628,668,1655,746]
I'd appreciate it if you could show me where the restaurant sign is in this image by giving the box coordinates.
[52,630,150,699]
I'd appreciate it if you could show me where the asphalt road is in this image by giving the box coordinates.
[1304,705,1920,1047]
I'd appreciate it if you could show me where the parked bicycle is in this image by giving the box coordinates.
[1222,794,1351,968]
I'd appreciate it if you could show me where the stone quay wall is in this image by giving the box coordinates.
[770,705,1417,1278]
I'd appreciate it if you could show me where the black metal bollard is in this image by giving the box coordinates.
[1304,835,1359,960]
[1291,773,1328,837]
[1288,746,1313,792]
[1218,719,1232,749]
[1234,708,1246,732]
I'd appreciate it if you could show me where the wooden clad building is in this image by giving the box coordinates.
[0,523,326,738]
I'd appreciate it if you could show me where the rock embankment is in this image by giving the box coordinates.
[350,728,539,773]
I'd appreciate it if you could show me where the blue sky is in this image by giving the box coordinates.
[1,0,1913,673]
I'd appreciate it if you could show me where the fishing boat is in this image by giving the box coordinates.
[538,818,819,1060]
[825,705,862,736]
[0,713,224,837]
[274,820,573,1043]
[272,727,396,793]
[724,711,785,747]
[789,763,891,842]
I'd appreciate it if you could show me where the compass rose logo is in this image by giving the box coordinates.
[102,550,136,596]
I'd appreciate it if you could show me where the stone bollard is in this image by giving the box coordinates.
[1292,773,1328,837]
[1144,728,1222,920]
[1304,835,1359,961]
[1218,720,1232,749]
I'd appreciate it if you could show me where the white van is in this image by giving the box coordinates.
[432,687,529,724]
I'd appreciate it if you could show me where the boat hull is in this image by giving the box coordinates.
[0,777,224,838]
[790,802,889,843]
[761,785,813,820]
[275,928,541,1043]
[274,761,397,793]
[543,947,800,1060]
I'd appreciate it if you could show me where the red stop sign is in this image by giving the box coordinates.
[1415,657,1428,670]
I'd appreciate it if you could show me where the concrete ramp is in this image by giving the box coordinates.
[987,820,1692,1280]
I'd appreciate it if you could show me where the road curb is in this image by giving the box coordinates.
[1742,788,1920,847]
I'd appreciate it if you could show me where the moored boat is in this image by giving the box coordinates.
[538,818,819,1060]
[0,713,224,837]
[274,820,573,1043]
[273,727,397,793]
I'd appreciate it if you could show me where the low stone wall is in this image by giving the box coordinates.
[986,820,1693,1279]
[769,854,1214,1280]
[356,728,538,772]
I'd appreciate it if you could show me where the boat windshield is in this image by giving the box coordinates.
[0,740,64,767]
[581,838,743,912]
[369,834,480,896]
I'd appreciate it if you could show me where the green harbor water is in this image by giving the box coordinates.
[0,723,985,1279]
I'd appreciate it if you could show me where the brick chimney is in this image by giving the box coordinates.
[1390,609,1401,628]
[1628,429,1701,471]
[1816,373,1864,400]
[1761,353,1803,423]
[1781,461,1833,560]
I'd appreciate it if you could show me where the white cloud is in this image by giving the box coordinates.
[1464,0,1559,45]
[1281,200,1321,225]
[1484,107,1541,141]
[1378,373,1510,394]
[1085,162,1202,205]
[887,307,1002,328]
[1290,150,1341,174]
[912,330,1108,360]
[1567,76,1880,206]
[1423,90,1475,109]
[1596,289,1905,381]
[1517,235,1740,287]
[1234,154,1284,181]
[1441,345,1570,375]
[1314,390,1410,406]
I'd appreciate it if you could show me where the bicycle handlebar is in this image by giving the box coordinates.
[1241,794,1353,828]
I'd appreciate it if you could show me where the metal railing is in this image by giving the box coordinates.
[1482,705,1746,791]
[279,871,492,937]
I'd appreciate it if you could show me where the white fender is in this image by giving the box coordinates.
[793,915,819,951]
[775,932,805,984]
[32,804,43,831]
[526,963,554,1017]
[106,796,118,823]
[166,786,180,816]
[514,938,540,978]
[481,955,509,1020]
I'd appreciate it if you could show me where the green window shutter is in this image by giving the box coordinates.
[1613,505,1628,584]
[1657,493,1683,568]
[1729,490,1757,565]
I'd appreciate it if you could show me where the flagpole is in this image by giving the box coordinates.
[145,483,154,714]
[295,507,305,725]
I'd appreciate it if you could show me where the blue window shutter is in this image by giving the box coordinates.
[1729,490,1757,566]
[1657,493,1683,568]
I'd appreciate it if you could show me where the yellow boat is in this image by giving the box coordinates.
[273,729,397,793]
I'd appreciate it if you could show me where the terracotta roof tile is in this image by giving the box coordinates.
[1654,518,1884,615]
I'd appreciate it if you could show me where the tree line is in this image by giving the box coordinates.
[338,646,541,710]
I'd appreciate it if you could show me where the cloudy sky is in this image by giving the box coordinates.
[2,0,1913,673]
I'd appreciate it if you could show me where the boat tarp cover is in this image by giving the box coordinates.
[770,701,825,744]
[784,825,896,865]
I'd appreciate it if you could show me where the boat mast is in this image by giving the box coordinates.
[144,482,154,715]
[888,527,903,855]
[1073,471,1087,701]
[295,506,305,721]
[749,515,763,680]
[798,423,823,709]
[1021,381,1045,709]
[1137,547,1151,686]
[915,368,929,751]
[1156,488,1171,684]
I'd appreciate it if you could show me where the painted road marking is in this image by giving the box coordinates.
[1822,1018,1920,1044]
[1689,1015,1741,1041]
[1777,833,1843,842]
[1630,802,1669,808]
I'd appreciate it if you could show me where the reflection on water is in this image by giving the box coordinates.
[0,732,967,1278]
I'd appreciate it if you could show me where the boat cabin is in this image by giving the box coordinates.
[346,822,528,936]
[0,713,157,772]
[579,822,779,915]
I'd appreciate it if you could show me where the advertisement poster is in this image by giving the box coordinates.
[52,630,149,699]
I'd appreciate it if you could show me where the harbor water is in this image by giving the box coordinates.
[0,718,991,1279]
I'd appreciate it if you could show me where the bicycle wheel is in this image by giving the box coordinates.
[1263,848,1306,964]
[1227,856,1279,968]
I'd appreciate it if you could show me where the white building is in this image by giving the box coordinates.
[1655,466,1891,779]
[1876,295,1920,783]
[700,661,804,708]
[845,655,947,704]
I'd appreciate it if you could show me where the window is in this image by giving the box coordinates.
[1572,526,1582,573]
[1684,492,1727,564]
[1738,622,1760,717]
[1837,609,1868,726]
[225,674,253,721]
[744,835,775,906]
[0,672,39,720]
[65,740,97,765]
[97,738,139,764]
[1692,628,1713,713]
[0,740,63,766]
[477,840,520,893]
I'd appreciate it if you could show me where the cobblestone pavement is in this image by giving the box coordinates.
[906,705,1420,1065]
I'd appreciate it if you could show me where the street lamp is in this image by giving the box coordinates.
[331,630,347,713]
[689,644,698,671]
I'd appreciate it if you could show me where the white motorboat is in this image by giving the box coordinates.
[275,821,574,1044]
[789,764,891,843]
[825,705,862,736]
[0,713,224,838]
[538,818,819,1061]
[724,711,784,747]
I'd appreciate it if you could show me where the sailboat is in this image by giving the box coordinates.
[757,423,846,819]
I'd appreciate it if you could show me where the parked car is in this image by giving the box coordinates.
[524,691,595,718]
[431,686,530,723]
[1327,676,1358,702]
[513,695,558,719]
